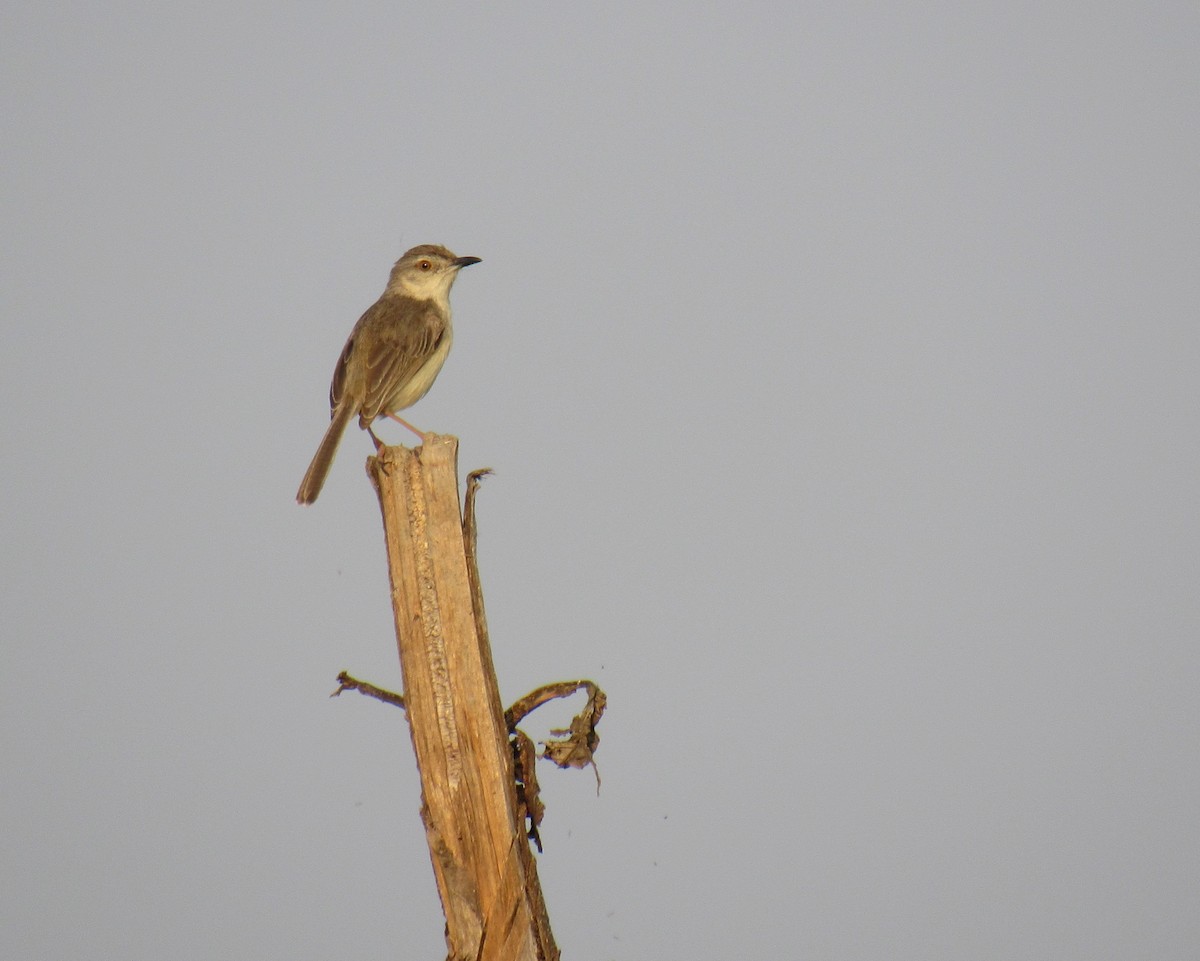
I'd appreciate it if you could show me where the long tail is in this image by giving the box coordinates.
[296,405,356,505]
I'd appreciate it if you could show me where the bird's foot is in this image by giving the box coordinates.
[385,412,433,444]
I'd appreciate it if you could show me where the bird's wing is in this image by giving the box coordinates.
[328,325,357,414]
[327,296,447,419]
[357,297,448,418]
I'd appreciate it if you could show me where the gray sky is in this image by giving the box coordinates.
[3,2,1198,959]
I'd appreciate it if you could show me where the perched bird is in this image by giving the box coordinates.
[296,244,481,504]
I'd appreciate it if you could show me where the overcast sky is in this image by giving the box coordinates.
[3,3,1198,959]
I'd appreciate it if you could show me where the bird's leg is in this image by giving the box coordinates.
[385,412,429,441]
[366,423,385,451]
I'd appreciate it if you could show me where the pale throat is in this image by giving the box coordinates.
[389,274,455,309]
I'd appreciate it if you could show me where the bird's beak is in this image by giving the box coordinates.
[453,256,482,269]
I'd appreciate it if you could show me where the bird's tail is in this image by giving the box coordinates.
[296,405,356,505]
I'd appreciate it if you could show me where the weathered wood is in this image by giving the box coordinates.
[367,437,554,961]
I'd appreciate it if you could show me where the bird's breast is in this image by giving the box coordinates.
[385,326,453,411]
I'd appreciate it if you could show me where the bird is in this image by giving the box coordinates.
[296,244,481,505]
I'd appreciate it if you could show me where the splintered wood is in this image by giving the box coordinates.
[368,437,554,961]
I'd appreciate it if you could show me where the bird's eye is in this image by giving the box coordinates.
[419,260,432,271]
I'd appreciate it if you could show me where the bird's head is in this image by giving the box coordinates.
[386,244,481,303]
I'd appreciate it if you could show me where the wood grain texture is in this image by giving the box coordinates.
[368,437,555,961]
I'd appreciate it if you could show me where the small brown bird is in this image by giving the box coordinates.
[296,244,481,505]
